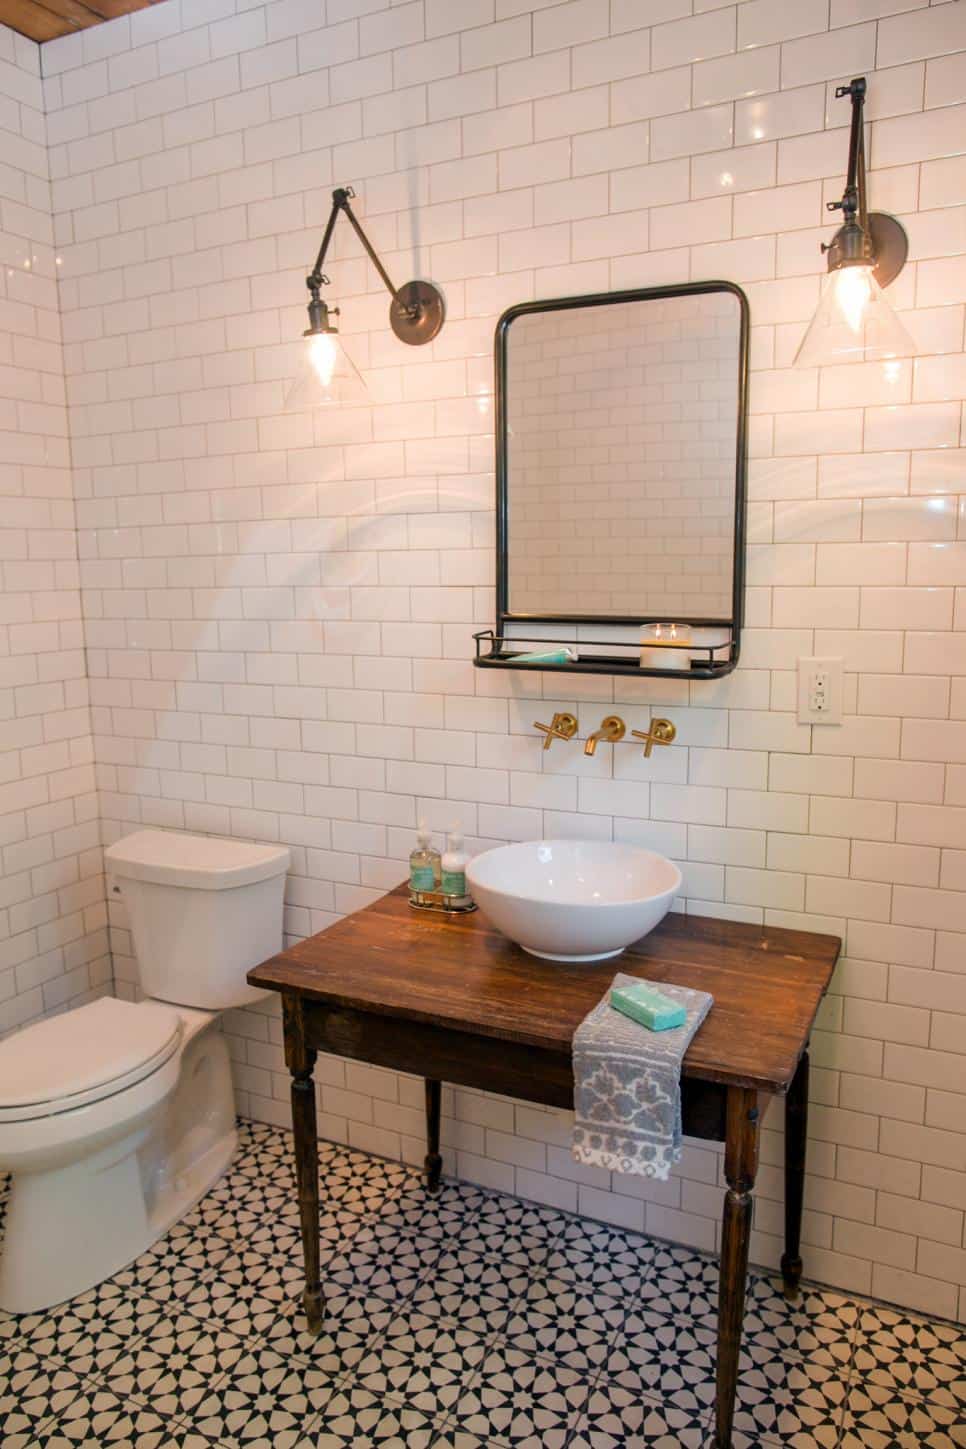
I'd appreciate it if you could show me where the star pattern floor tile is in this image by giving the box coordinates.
[0,1348,86,1434]
[261,1286,393,1369]
[503,1274,628,1373]
[839,1380,966,1447]
[408,1247,530,1335]
[455,1191,565,1268]
[354,1308,487,1418]
[742,1274,858,1374]
[187,1343,335,1446]
[549,1219,653,1299]
[603,1306,718,1416]
[733,1357,850,1445]
[852,1303,966,1411]
[100,1314,248,1415]
[308,1381,438,1447]
[569,1380,713,1448]
[1,1120,963,1449]
[450,1343,591,1447]
[637,1240,720,1325]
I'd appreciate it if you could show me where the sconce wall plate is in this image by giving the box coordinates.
[390,280,445,344]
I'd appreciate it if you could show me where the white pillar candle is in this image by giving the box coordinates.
[639,623,692,671]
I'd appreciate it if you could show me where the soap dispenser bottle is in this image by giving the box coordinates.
[409,823,441,895]
[441,829,468,900]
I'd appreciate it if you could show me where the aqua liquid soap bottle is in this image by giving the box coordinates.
[409,823,441,894]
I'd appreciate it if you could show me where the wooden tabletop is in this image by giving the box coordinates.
[250,886,840,1094]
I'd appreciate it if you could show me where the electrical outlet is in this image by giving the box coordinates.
[797,657,843,725]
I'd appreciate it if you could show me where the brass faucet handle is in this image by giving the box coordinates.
[534,711,578,750]
[631,718,677,758]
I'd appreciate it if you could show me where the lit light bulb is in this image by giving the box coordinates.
[284,324,368,409]
[308,330,338,388]
[794,260,914,367]
[831,265,874,336]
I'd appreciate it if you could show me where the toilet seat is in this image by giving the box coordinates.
[0,997,182,1124]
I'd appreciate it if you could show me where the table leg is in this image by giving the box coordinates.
[780,1048,809,1301]
[283,994,323,1334]
[715,1085,760,1449]
[424,1078,442,1194]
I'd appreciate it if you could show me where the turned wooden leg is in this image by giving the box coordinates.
[715,1085,760,1449]
[781,1048,809,1301]
[283,994,323,1334]
[424,1077,442,1195]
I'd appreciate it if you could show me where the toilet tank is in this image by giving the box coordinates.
[104,831,290,1009]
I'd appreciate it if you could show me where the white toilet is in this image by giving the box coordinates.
[0,829,290,1314]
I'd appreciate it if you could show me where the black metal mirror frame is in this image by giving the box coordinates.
[493,280,750,674]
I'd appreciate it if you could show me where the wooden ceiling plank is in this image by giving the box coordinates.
[0,0,94,40]
[75,0,155,18]
[0,0,155,40]
[31,0,108,26]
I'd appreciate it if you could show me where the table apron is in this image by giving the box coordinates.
[298,999,730,1143]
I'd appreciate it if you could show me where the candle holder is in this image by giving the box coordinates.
[639,623,692,671]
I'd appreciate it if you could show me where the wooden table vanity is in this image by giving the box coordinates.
[249,886,840,1449]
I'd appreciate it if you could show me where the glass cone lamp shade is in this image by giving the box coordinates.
[284,327,368,409]
[794,263,915,367]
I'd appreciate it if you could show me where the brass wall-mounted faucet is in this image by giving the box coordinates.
[534,712,578,751]
[584,715,626,756]
[632,719,677,757]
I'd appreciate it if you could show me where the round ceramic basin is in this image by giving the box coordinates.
[465,839,682,963]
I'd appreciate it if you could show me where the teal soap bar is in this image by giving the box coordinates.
[610,981,687,1032]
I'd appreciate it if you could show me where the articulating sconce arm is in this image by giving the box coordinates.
[819,76,906,287]
[821,78,872,270]
[308,187,401,306]
[828,77,867,233]
[305,185,445,346]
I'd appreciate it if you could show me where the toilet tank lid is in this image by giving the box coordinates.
[105,830,291,890]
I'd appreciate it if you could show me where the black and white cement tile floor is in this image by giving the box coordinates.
[0,1120,963,1448]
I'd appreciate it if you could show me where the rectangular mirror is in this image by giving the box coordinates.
[486,282,749,677]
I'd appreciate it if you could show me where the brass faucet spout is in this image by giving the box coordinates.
[584,715,626,755]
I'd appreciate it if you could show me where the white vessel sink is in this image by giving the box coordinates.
[466,839,682,963]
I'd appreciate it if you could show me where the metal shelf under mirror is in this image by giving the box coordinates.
[474,624,737,680]
[476,279,749,682]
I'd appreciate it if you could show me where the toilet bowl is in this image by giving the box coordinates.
[0,829,290,1314]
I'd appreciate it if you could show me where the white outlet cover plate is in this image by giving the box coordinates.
[797,656,843,725]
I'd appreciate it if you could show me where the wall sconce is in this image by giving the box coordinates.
[285,185,445,409]
[794,78,914,368]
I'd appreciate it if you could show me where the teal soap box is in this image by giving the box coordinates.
[610,981,686,1032]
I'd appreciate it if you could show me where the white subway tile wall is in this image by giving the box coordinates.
[0,28,109,1035]
[1,0,965,1325]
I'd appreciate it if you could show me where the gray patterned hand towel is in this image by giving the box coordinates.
[572,973,713,1181]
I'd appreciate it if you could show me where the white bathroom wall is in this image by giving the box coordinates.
[35,0,966,1322]
[0,23,107,1036]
